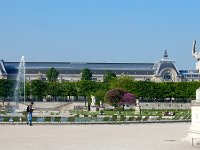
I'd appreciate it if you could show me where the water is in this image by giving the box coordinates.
[14,56,25,110]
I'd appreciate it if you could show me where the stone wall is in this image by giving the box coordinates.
[2,101,191,110]
[3,101,85,110]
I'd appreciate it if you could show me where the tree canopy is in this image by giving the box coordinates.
[0,77,199,102]
[46,67,59,82]
[81,68,92,81]
[104,88,136,107]
[103,70,117,83]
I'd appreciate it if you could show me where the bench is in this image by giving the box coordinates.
[60,117,67,123]
[9,118,13,123]
[51,117,55,123]
[0,117,4,122]
[37,117,45,124]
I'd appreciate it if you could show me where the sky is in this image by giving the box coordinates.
[0,0,200,70]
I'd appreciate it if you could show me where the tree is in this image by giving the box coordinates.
[0,79,15,100]
[133,81,156,100]
[25,81,31,99]
[103,70,117,83]
[92,90,107,106]
[46,67,59,82]
[62,82,78,100]
[104,88,127,107]
[119,93,136,107]
[31,80,47,100]
[110,76,135,93]
[47,82,62,101]
[77,80,99,104]
[81,68,92,81]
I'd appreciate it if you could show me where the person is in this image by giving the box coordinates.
[27,102,34,126]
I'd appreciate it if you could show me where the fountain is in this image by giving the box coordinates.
[1,56,26,122]
[13,56,26,112]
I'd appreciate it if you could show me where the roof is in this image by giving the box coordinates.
[4,62,155,71]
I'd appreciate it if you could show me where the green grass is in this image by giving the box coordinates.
[103,117,110,121]
[120,115,126,121]
[71,109,191,117]
[142,116,149,121]
[0,109,191,123]
[135,116,142,121]
[128,117,134,121]
[111,115,118,121]
[68,117,75,122]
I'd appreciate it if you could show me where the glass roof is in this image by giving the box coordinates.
[4,62,155,70]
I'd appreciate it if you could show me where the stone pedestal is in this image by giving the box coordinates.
[186,101,200,145]
[99,107,104,111]
[135,106,141,115]
[134,99,141,115]
[90,106,97,112]
[90,95,97,112]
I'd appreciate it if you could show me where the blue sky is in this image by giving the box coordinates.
[0,0,200,70]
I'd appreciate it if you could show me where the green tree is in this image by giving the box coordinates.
[62,82,78,100]
[103,70,117,83]
[25,81,31,99]
[46,67,59,82]
[110,76,135,93]
[92,90,107,106]
[77,80,99,104]
[31,80,47,100]
[81,68,92,81]
[47,82,62,101]
[0,79,15,100]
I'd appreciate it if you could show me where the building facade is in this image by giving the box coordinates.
[0,50,199,82]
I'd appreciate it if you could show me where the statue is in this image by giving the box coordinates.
[135,99,140,107]
[100,101,102,107]
[90,95,97,112]
[185,87,200,145]
[91,95,96,106]
[135,99,141,115]
[192,40,200,72]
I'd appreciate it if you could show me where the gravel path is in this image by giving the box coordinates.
[0,123,198,150]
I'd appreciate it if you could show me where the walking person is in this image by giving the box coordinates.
[27,102,34,126]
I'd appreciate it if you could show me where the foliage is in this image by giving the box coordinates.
[46,82,62,100]
[25,81,31,99]
[119,93,136,106]
[62,82,78,99]
[103,70,117,83]
[0,79,15,100]
[81,68,92,81]
[31,80,47,100]
[46,67,59,82]
[77,80,99,97]
[1,77,200,102]
[110,76,135,93]
[92,90,107,105]
[104,88,127,107]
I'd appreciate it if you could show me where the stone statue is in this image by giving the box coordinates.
[136,99,140,107]
[100,101,102,107]
[186,87,200,145]
[91,95,96,106]
[196,87,200,101]
[135,99,141,115]
[192,40,200,72]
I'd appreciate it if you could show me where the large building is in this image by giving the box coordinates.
[0,50,199,82]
